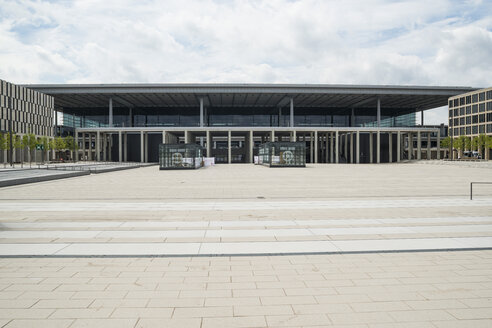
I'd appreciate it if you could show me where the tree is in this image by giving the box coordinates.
[485,135,492,161]
[26,133,37,167]
[440,136,451,149]
[39,136,49,163]
[21,134,29,166]
[454,136,467,158]
[54,137,66,160]
[472,134,488,158]
[0,133,7,167]
[464,136,472,151]
[14,135,22,166]
[64,136,75,160]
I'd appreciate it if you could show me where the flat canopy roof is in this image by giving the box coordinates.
[25,83,476,111]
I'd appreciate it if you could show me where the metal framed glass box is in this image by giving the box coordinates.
[159,144,203,170]
[258,142,306,167]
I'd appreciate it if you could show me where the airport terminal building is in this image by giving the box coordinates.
[21,83,475,164]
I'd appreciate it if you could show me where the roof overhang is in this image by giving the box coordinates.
[24,83,477,111]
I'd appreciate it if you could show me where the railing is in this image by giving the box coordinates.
[470,182,492,200]
[39,161,146,173]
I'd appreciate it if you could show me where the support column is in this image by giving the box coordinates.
[356,131,360,164]
[109,98,113,127]
[81,132,86,161]
[140,131,144,163]
[74,131,79,162]
[369,132,373,163]
[350,132,354,164]
[206,130,211,157]
[199,98,204,127]
[118,131,122,162]
[124,133,127,162]
[290,98,294,127]
[335,131,339,164]
[144,133,148,163]
[271,130,275,142]
[344,133,348,163]
[310,133,313,163]
[96,131,100,161]
[417,131,421,160]
[184,131,190,144]
[228,130,232,164]
[325,133,329,163]
[377,97,381,127]
[409,132,413,160]
[88,133,93,161]
[437,129,441,160]
[162,131,166,144]
[389,132,393,163]
[249,130,254,163]
[427,133,431,160]
[102,134,107,162]
[397,131,401,162]
[376,130,380,164]
[291,130,296,142]
[330,132,334,163]
[314,131,318,163]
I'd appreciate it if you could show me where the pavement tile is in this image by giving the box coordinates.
[202,316,267,328]
[3,319,73,328]
[69,318,138,328]
[266,314,330,327]
[135,318,202,328]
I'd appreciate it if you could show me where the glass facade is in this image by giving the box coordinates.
[159,143,203,170]
[448,87,492,137]
[63,107,417,129]
[258,142,306,167]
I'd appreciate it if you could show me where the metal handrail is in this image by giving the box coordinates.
[470,182,492,200]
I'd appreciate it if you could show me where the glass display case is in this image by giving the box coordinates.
[159,144,203,170]
[258,142,306,167]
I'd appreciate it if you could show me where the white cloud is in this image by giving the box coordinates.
[0,0,491,124]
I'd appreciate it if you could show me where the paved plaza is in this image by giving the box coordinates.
[0,162,491,326]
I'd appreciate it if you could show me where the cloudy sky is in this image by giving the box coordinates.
[0,0,491,124]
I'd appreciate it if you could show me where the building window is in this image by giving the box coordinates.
[472,126,478,134]
[487,124,492,133]
[473,94,478,102]
[479,125,485,133]
[454,118,460,125]
[472,115,478,124]
[487,102,492,111]
[460,117,465,125]
[454,128,459,135]
[487,112,492,122]
[472,104,478,113]
[466,95,471,104]
[479,103,485,112]
[466,126,471,134]
[466,116,471,124]
[449,109,453,117]
[460,127,465,135]
[454,108,459,116]
[454,99,459,107]
[466,106,471,115]
[479,114,485,123]
[449,100,453,107]
[479,92,485,101]
[459,107,465,116]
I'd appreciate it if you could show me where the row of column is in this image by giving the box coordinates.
[76,129,441,164]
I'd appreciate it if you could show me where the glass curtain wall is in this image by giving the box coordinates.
[159,143,203,170]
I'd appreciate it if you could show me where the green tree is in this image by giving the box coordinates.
[13,135,22,166]
[485,135,492,160]
[0,133,7,167]
[21,134,29,165]
[54,137,65,160]
[472,134,488,158]
[64,136,76,160]
[464,136,472,151]
[27,133,38,167]
[39,136,49,163]
[454,136,467,159]
[440,136,451,149]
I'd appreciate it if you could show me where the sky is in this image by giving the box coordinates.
[0,0,491,124]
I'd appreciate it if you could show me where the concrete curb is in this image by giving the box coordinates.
[0,171,90,188]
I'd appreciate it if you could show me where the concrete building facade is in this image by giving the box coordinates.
[448,87,492,137]
[25,83,474,164]
[0,79,54,137]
